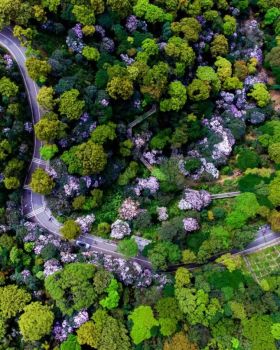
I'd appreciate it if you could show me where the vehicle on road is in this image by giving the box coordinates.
[76,240,90,250]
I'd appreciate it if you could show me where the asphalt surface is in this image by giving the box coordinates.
[0,28,278,272]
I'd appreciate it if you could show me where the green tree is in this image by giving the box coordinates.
[0,77,18,97]
[61,140,107,175]
[91,122,116,144]
[129,306,159,345]
[40,144,59,160]
[268,173,280,207]
[264,7,280,25]
[30,168,55,195]
[26,57,51,82]
[215,56,232,81]
[243,316,276,350]
[60,220,81,240]
[271,323,280,340]
[147,241,181,270]
[237,148,261,171]
[3,177,20,190]
[171,17,201,42]
[223,15,236,35]
[45,262,96,315]
[0,139,12,161]
[99,278,120,309]
[187,79,211,101]
[77,321,97,348]
[175,286,221,327]
[156,297,182,336]
[268,142,280,164]
[61,334,81,350]
[93,269,113,294]
[210,34,229,57]
[0,0,21,29]
[35,116,66,142]
[91,0,105,14]
[78,309,131,349]
[165,36,195,66]
[140,62,169,99]
[226,192,260,229]
[160,81,187,112]
[117,237,138,258]
[37,86,56,110]
[223,76,243,90]
[82,46,100,61]
[107,76,134,100]
[133,0,172,22]
[119,139,133,157]
[72,5,95,25]
[59,89,85,120]
[0,284,31,319]
[248,83,270,107]
[108,0,132,17]
[18,302,54,342]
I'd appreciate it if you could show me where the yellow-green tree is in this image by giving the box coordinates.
[18,302,54,342]
[30,168,55,195]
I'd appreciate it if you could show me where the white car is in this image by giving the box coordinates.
[76,240,90,249]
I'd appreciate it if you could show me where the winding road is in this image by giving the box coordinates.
[0,28,279,271]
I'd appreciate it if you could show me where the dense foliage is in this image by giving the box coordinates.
[1,0,280,348]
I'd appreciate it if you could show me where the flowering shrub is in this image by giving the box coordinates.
[75,214,95,234]
[179,189,211,211]
[118,198,140,220]
[134,176,159,196]
[157,207,168,221]
[183,218,199,232]
[110,220,131,239]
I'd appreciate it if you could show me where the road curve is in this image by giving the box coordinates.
[0,28,279,272]
[0,28,151,269]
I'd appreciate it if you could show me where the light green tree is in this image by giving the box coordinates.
[0,0,21,29]
[35,117,66,142]
[0,77,18,97]
[3,177,20,190]
[72,5,95,25]
[129,306,159,345]
[82,46,100,61]
[60,220,81,240]
[248,83,270,107]
[40,144,59,160]
[210,34,229,57]
[107,76,134,100]
[0,284,31,319]
[59,89,85,120]
[18,302,54,342]
[37,86,56,110]
[91,122,116,144]
[26,57,51,82]
[30,168,55,195]
[160,81,187,112]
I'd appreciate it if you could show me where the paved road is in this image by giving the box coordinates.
[0,28,151,269]
[0,28,278,271]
